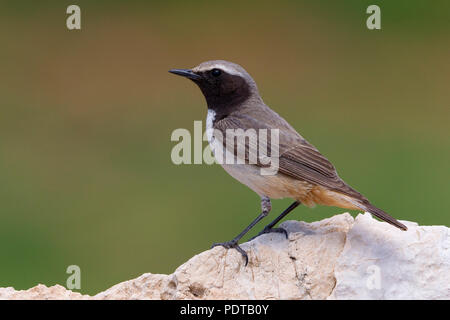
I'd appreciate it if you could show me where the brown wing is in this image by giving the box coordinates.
[213,114,368,202]
[277,143,367,201]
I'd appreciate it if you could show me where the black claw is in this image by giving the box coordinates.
[211,240,249,266]
[270,227,289,239]
[250,227,289,241]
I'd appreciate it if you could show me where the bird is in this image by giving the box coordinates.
[169,60,407,265]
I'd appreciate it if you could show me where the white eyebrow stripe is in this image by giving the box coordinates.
[195,64,244,77]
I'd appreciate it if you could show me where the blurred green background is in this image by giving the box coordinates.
[0,0,449,295]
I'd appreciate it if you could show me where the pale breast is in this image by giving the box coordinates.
[206,110,315,202]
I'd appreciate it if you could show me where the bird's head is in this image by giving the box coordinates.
[169,60,260,111]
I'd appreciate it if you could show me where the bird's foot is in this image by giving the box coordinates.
[249,226,288,241]
[211,240,248,266]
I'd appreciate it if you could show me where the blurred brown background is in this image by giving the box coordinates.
[0,0,449,294]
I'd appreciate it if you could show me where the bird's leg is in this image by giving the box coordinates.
[250,201,301,241]
[211,196,271,266]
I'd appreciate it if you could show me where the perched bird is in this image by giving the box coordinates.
[169,60,407,265]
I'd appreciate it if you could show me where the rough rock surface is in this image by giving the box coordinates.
[1,213,449,300]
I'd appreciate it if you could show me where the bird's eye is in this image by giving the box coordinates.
[211,69,222,77]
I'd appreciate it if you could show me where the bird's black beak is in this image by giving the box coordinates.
[169,69,202,81]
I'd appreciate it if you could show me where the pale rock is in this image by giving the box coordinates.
[0,213,448,300]
[0,284,89,300]
[330,213,450,299]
